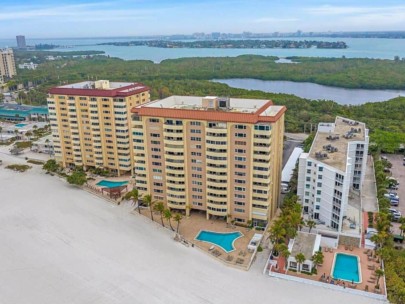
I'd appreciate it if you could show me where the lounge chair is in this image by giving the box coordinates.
[365,285,369,291]
[367,279,375,284]
[345,245,348,250]
[349,245,354,251]
[226,255,234,262]
[209,246,215,251]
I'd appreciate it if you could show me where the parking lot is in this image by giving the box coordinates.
[383,154,405,236]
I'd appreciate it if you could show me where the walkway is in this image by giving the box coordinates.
[362,155,378,212]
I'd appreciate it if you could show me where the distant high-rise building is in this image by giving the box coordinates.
[16,35,26,49]
[0,48,17,79]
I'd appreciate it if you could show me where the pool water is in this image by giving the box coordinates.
[332,253,361,283]
[195,231,243,253]
[96,180,128,188]
[15,123,28,127]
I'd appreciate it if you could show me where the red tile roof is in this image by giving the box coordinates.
[49,83,149,97]
[131,100,286,124]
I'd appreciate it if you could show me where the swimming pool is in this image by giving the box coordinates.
[195,230,243,253]
[96,180,128,188]
[15,123,28,128]
[332,253,361,283]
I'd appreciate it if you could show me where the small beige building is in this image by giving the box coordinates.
[287,231,321,272]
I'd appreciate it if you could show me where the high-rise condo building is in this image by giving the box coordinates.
[47,80,150,176]
[131,96,286,226]
[297,117,369,243]
[0,48,17,79]
[16,35,26,49]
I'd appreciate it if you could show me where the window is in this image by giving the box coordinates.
[235,125,246,129]
[191,121,201,126]
[234,179,246,184]
[307,161,312,166]
[319,167,324,172]
[306,177,311,181]
[235,141,246,145]
[234,208,245,213]
[191,137,201,142]
[317,190,321,195]
[317,182,322,187]
[149,118,159,123]
[234,156,246,162]
[191,129,201,134]
[234,187,245,192]
[235,149,246,153]
[235,133,246,138]
[235,164,246,169]
[307,169,311,174]
[254,124,271,131]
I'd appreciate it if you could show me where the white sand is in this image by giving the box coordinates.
[0,151,384,304]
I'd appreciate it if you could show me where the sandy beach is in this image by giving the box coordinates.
[0,150,384,304]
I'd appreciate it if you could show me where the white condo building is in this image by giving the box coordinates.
[297,117,369,239]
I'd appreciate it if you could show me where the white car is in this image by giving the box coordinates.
[385,193,399,200]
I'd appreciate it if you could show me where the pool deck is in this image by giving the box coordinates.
[138,209,258,269]
[278,245,386,295]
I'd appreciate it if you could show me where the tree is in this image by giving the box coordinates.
[312,251,324,269]
[163,209,174,231]
[153,201,165,227]
[124,189,139,212]
[173,213,183,234]
[399,220,405,237]
[306,220,316,233]
[66,170,87,186]
[375,268,384,289]
[143,194,155,222]
[0,126,2,140]
[43,159,60,172]
[268,219,286,244]
[295,253,306,273]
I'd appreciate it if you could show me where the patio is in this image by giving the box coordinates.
[136,209,260,269]
[274,244,386,295]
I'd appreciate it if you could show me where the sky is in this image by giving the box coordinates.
[1,0,405,38]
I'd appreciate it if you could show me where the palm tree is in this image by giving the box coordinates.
[375,268,384,289]
[163,209,174,231]
[124,189,139,211]
[298,217,305,231]
[173,213,183,234]
[268,220,286,244]
[153,202,165,227]
[0,126,3,140]
[312,251,324,270]
[399,217,405,237]
[306,220,316,233]
[295,253,306,273]
[143,194,155,222]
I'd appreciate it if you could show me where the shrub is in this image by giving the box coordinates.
[257,245,263,252]
[6,164,32,172]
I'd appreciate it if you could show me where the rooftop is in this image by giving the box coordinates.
[132,96,286,124]
[309,116,366,172]
[289,232,321,259]
[48,80,149,97]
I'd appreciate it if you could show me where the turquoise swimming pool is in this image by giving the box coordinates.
[96,180,128,188]
[15,123,28,128]
[195,230,243,253]
[332,253,361,283]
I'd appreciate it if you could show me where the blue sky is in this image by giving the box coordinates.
[1,0,405,38]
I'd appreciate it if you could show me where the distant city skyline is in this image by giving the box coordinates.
[1,0,405,38]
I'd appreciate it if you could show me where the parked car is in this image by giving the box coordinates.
[389,208,401,220]
[388,184,399,190]
[390,198,399,206]
[381,156,388,160]
[384,168,391,173]
[385,193,399,200]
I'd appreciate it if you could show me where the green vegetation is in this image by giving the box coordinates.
[66,169,87,186]
[42,159,60,173]
[27,159,45,165]
[372,154,405,303]
[5,164,31,172]
[15,141,32,149]
[11,54,405,149]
